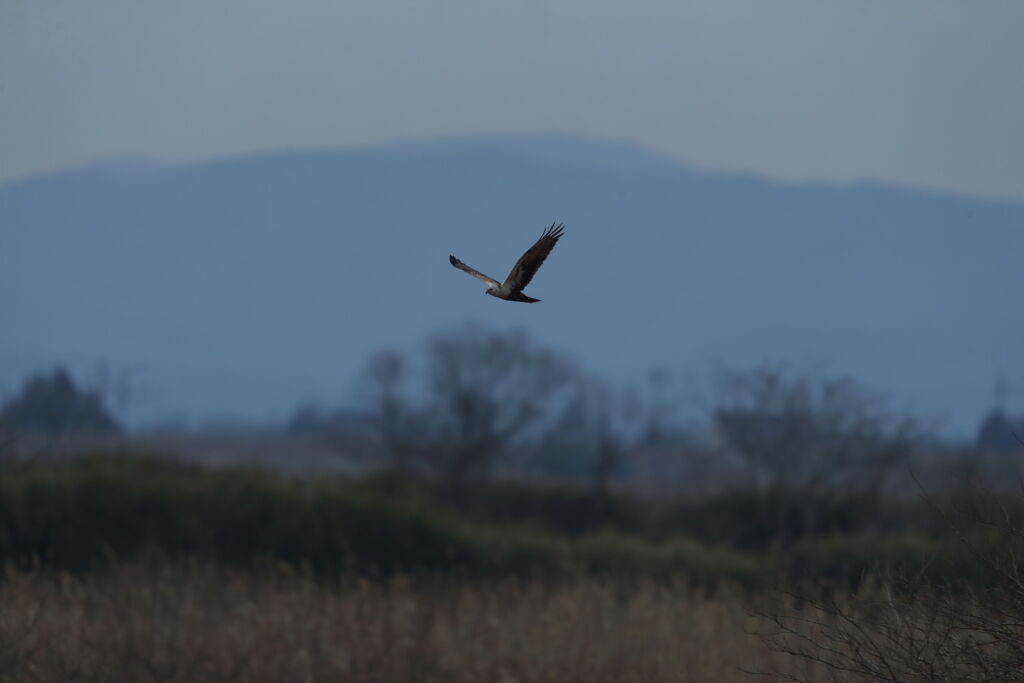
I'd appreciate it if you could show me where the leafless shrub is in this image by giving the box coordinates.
[758,481,1024,682]
[759,577,1024,683]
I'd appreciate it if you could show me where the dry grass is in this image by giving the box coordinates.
[0,564,781,682]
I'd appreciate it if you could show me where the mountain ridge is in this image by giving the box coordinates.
[2,134,1021,433]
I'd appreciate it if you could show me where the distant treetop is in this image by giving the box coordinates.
[0,367,120,436]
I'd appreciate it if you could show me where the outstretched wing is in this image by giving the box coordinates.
[449,255,501,288]
[502,223,565,292]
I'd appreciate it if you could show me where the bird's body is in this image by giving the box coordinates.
[449,223,564,303]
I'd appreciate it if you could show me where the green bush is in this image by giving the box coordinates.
[666,488,918,551]
[0,453,764,585]
[784,533,969,589]
[0,453,984,590]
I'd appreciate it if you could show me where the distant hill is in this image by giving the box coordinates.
[2,134,1021,433]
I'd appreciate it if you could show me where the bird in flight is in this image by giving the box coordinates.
[449,223,565,303]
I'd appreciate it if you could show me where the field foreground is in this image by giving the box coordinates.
[0,564,783,683]
[1,455,1018,680]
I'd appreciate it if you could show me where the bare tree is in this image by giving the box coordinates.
[359,349,421,473]
[710,365,918,546]
[359,325,580,489]
[713,365,916,494]
[423,326,578,488]
[536,375,634,489]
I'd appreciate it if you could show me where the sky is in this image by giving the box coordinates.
[2,0,1024,200]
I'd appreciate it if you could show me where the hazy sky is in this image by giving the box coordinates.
[2,0,1023,199]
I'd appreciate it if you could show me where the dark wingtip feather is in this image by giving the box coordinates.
[542,222,566,240]
[449,254,458,265]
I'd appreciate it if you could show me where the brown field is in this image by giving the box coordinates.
[0,564,793,683]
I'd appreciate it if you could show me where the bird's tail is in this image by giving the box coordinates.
[511,292,540,303]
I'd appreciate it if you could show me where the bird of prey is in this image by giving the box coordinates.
[449,223,565,303]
